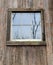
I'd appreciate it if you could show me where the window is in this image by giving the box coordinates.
[7,9,45,43]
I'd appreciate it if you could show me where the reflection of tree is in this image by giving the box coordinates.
[14,30,25,39]
[13,13,20,39]
[14,30,20,39]
[12,13,41,39]
[13,13,16,22]
[14,32,25,39]
[32,13,40,39]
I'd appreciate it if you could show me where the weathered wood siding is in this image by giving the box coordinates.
[46,0,53,65]
[0,0,53,65]
[4,46,46,65]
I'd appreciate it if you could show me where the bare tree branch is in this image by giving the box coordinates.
[32,13,40,39]
[34,13,36,25]
[13,13,16,21]
[35,21,40,37]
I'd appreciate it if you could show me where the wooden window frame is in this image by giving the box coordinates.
[6,8,46,45]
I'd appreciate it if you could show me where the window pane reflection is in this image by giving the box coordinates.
[11,12,42,40]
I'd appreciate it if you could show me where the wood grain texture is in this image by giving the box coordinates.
[5,46,47,65]
[0,0,53,65]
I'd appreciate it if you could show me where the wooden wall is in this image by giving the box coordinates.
[46,0,53,65]
[0,0,53,65]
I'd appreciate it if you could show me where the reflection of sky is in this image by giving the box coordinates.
[11,13,42,39]
[12,26,32,39]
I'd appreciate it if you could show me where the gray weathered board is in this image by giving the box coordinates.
[0,0,53,65]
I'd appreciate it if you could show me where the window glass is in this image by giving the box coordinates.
[11,12,42,41]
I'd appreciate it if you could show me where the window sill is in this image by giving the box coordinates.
[6,41,46,46]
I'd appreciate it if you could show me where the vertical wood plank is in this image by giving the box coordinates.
[22,0,26,8]
[17,0,23,8]
[0,0,49,65]
[26,0,29,8]
[28,0,33,8]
